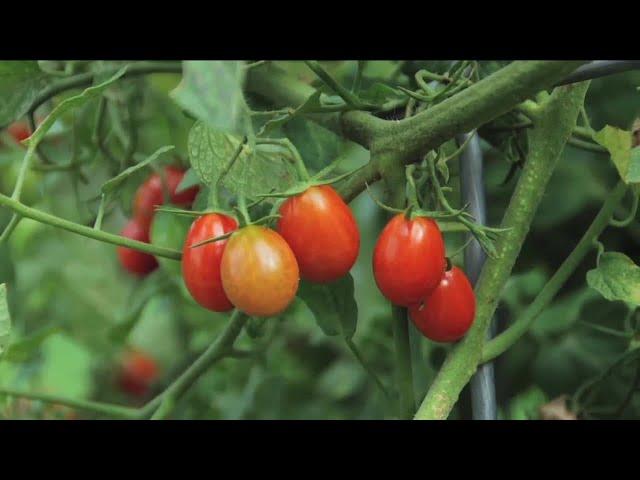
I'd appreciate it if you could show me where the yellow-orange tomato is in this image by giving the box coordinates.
[220,225,299,317]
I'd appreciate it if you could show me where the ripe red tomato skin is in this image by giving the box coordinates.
[133,166,199,230]
[182,213,238,312]
[372,213,446,307]
[277,185,360,283]
[409,266,476,343]
[117,219,158,277]
[117,350,159,397]
[221,225,299,318]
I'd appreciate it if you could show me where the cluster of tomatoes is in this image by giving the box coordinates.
[116,166,199,276]
[118,167,476,344]
[373,214,476,343]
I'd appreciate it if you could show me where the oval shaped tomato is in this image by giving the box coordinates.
[372,213,446,306]
[133,166,199,230]
[150,208,194,277]
[277,185,359,283]
[117,218,158,277]
[182,213,238,312]
[409,266,476,343]
[117,349,159,397]
[221,225,299,317]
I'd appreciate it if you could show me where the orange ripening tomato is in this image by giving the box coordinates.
[409,266,476,343]
[133,166,199,230]
[117,218,158,277]
[221,225,299,317]
[277,185,360,283]
[372,213,446,306]
[182,213,238,312]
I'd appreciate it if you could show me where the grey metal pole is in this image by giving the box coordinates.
[556,60,640,86]
[457,131,497,420]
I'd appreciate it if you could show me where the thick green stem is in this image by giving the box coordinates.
[481,180,628,363]
[413,81,590,420]
[0,388,139,419]
[392,306,415,418]
[249,62,586,204]
[0,193,181,260]
[148,310,248,419]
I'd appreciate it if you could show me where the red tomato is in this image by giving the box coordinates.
[182,213,238,312]
[372,213,446,306]
[117,350,159,397]
[277,185,359,283]
[7,121,31,144]
[221,225,299,317]
[133,166,199,230]
[409,266,476,343]
[117,218,158,277]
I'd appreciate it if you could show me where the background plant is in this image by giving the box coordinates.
[0,60,639,420]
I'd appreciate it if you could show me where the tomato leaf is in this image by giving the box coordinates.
[592,125,640,186]
[101,145,174,194]
[176,167,200,193]
[188,121,297,198]
[586,251,640,305]
[0,61,49,125]
[0,284,10,359]
[171,61,249,135]
[297,274,358,340]
[358,83,403,106]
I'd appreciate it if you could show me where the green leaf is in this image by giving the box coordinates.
[24,66,127,152]
[188,121,297,198]
[2,326,63,363]
[0,61,49,125]
[258,91,322,136]
[284,117,346,172]
[0,284,10,359]
[358,83,403,106]
[297,274,358,340]
[101,145,174,194]
[171,61,248,134]
[586,251,640,305]
[592,125,640,185]
[176,167,200,193]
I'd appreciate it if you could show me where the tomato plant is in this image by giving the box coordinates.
[182,213,238,312]
[221,225,299,317]
[372,213,446,307]
[277,185,360,283]
[409,266,476,343]
[1,60,640,421]
[117,218,158,276]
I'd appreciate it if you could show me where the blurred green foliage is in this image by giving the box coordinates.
[1,61,639,420]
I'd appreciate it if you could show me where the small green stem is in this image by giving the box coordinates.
[392,306,415,418]
[304,60,367,109]
[0,388,139,419]
[481,180,628,363]
[146,310,248,419]
[345,337,390,399]
[0,192,181,260]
